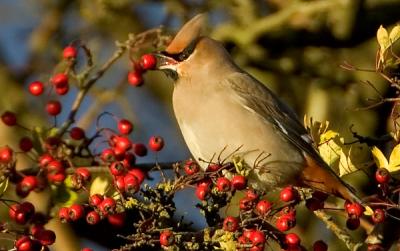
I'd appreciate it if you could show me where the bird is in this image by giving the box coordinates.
[153,14,362,203]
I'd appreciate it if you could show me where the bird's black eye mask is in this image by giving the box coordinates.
[161,38,199,62]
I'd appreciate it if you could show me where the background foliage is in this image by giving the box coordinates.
[1,0,400,250]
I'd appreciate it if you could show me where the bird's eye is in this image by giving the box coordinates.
[178,40,196,61]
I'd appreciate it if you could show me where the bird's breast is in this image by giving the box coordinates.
[172,80,305,189]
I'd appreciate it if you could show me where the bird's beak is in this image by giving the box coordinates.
[153,53,179,72]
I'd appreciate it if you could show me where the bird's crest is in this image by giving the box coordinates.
[165,14,206,54]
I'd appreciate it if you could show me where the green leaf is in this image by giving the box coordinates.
[52,184,79,207]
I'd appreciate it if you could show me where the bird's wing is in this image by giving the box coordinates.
[226,72,329,169]
[226,72,363,203]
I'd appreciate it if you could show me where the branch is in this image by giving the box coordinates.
[55,28,164,137]
[313,210,363,251]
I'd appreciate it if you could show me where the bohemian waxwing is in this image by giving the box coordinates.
[154,14,362,203]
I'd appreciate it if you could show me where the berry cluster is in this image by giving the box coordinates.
[7,201,56,251]
[0,42,165,250]
[127,54,157,86]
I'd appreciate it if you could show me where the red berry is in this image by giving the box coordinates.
[159,230,174,246]
[19,137,33,152]
[70,127,85,140]
[99,197,116,215]
[285,233,300,246]
[47,172,66,184]
[63,46,78,59]
[46,100,62,116]
[367,244,384,251]
[216,177,231,192]
[55,85,69,95]
[113,136,132,153]
[86,211,101,225]
[346,217,360,230]
[197,179,212,189]
[30,224,44,236]
[118,119,133,135]
[124,173,140,194]
[375,168,390,184]
[58,207,70,222]
[69,204,84,221]
[195,185,209,200]
[231,175,247,190]
[107,212,126,227]
[249,230,265,247]
[38,154,54,168]
[9,204,20,220]
[239,197,254,211]
[346,203,365,218]
[148,136,164,152]
[101,148,115,163]
[19,201,35,220]
[207,163,221,172]
[115,175,125,192]
[82,248,93,251]
[223,216,239,232]
[276,215,296,232]
[1,111,17,126]
[0,146,13,163]
[140,54,157,70]
[28,81,44,96]
[255,200,273,215]
[122,153,136,169]
[280,186,299,202]
[109,161,125,176]
[306,197,324,211]
[76,167,91,181]
[246,189,259,200]
[15,236,33,251]
[127,71,143,86]
[372,209,385,224]
[184,160,200,175]
[10,202,34,225]
[313,240,328,251]
[51,73,68,88]
[89,194,103,207]
[20,176,38,192]
[34,229,56,246]
[128,168,145,184]
[133,143,147,157]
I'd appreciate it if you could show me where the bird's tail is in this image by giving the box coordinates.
[302,154,365,206]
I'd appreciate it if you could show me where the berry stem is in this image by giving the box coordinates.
[56,28,163,137]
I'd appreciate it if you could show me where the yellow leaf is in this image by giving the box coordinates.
[377,25,390,64]
[303,115,329,146]
[377,25,390,52]
[318,130,343,175]
[364,206,374,216]
[371,146,388,169]
[389,25,400,44]
[90,176,111,196]
[0,178,9,198]
[338,148,357,177]
[338,144,370,177]
[388,144,400,173]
